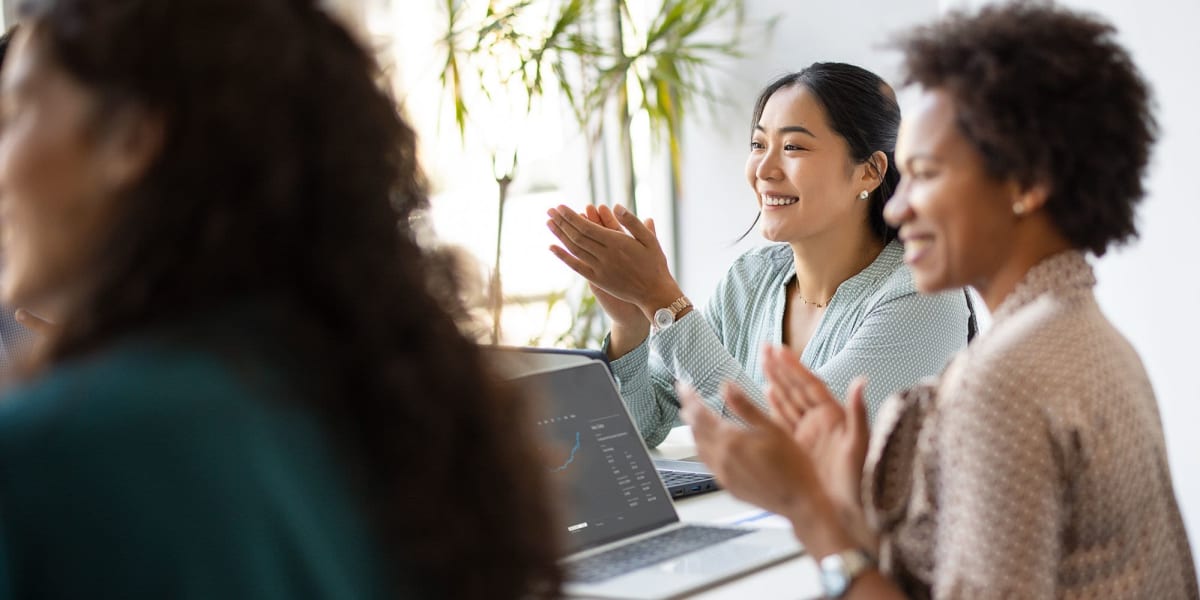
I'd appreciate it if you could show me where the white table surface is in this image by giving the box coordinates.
[647,426,824,600]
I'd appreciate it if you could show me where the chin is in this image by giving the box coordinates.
[910,268,953,295]
[757,225,784,243]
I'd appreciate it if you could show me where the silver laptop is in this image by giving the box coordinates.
[508,361,802,599]
[488,346,722,500]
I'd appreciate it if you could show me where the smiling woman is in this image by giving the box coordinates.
[546,63,973,447]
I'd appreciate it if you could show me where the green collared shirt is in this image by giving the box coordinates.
[610,241,971,447]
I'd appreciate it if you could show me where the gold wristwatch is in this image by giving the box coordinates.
[651,296,692,332]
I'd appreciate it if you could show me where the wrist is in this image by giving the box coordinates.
[638,284,687,322]
[608,321,650,360]
[785,496,856,560]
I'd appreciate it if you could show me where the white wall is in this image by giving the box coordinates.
[677,0,1200,572]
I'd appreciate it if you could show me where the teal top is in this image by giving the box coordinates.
[611,241,971,447]
[0,320,395,598]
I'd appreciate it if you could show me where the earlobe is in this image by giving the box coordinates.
[1008,180,1051,215]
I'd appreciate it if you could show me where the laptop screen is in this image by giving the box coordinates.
[511,361,679,554]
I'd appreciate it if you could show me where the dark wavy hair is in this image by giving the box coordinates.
[896,1,1157,256]
[14,0,561,597]
[743,63,902,243]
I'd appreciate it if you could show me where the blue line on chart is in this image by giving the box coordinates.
[550,432,582,473]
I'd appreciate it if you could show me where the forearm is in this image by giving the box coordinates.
[609,338,680,447]
[607,320,649,360]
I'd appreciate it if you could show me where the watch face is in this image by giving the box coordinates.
[820,569,847,597]
[653,308,674,329]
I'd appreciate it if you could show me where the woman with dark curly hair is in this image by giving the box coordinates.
[681,3,1199,598]
[0,1,560,598]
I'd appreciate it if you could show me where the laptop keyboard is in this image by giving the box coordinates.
[658,470,711,486]
[568,525,752,583]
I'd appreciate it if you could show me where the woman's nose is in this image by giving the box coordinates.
[755,151,781,181]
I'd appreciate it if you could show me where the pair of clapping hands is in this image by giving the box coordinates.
[684,346,874,557]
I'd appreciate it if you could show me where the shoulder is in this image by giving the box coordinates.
[0,337,289,473]
[710,243,791,305]
[863,243,968,318]
[948,294,1152,425]
[726,243,792,276]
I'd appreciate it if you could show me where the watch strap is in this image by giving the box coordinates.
[651,295,692,332]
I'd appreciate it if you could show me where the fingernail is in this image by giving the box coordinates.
[614,205,626,216]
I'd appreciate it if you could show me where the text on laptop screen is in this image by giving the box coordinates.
[512,363,678,554]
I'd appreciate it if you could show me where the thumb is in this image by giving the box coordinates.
[645,217,657,236]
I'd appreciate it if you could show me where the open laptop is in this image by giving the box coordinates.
[488,346,721,500]
[509,361,802,599]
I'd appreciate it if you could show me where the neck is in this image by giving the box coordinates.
[789,223,884,304]
[973,216,1074,312]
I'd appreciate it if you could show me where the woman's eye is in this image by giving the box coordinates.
[750,141,765,150]
[784,144,806,152]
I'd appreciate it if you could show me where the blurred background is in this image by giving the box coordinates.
[5,0,1197,573]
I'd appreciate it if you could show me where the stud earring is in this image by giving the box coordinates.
[1012,203,1026,215]
[857,190,870,201]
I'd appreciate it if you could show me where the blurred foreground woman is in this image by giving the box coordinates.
[0,1,560,598]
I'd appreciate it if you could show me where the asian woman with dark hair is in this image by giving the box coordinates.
[547,63,972,447]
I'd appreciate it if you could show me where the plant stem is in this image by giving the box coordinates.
[490,174,512,345]
[611,0,637,213]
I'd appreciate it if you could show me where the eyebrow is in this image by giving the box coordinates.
[900,153,942,169]
[754,124,817,139]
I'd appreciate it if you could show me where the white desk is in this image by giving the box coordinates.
[650,426,824,599]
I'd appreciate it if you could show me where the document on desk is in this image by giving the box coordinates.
[718,509,793,530]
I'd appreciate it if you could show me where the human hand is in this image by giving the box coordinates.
[546,204,680,319]
[578,205,649,327]
[680,381,834,532]
[761,345,869,529]
[14,308,58,336]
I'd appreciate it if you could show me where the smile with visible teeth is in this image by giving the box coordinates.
[903,237,933,262]
[761,194,799,206]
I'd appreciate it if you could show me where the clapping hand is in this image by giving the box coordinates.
[559,205,649,328]
[681,346,876,555]
[760,345,869,523]
[14,308,58,336]
[545,203,678,321]
[679,380,833,529]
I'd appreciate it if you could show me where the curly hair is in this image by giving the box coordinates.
[896,1,1157,256]
[16,0,561,597]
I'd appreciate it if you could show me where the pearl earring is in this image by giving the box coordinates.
[1012,203,1026,216]
[858,190,870,201]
